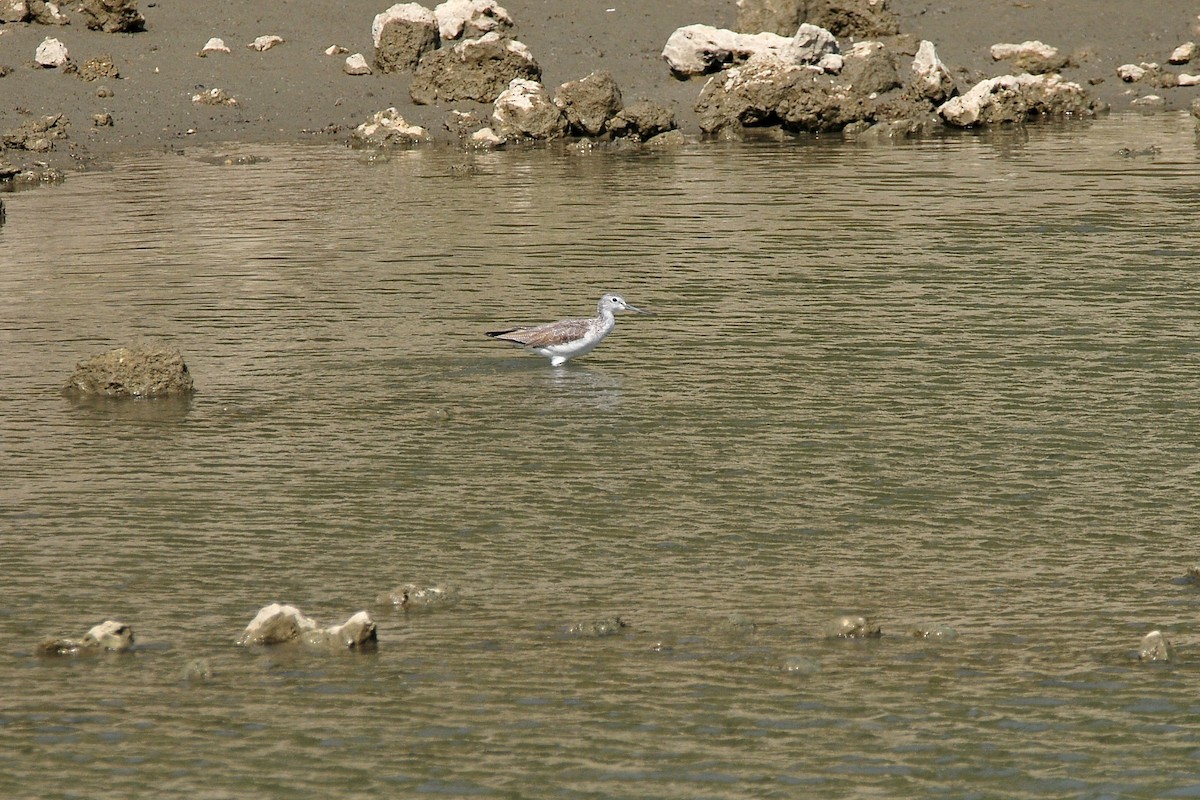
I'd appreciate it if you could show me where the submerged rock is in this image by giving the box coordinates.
[237,603,318,646]
[376,583,450,610]
[823,614,882,639]
[303,611,378,650]
[65,345,194,398]
[64,345,194,398]
[1138,629,1175,662]
[566,617,629,637]
[911,623,958,641]
[38,620,135,656]
[238,604,377,650]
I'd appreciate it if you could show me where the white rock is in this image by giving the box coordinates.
[344,53,372,75]
[912,39,955,102]
[237,603,319,646]
[783,22,839,65]
[372,2,437,48]
[990,40,1058,61]
[82,620,134,652]
[247,34,284,52]
[434,0,511,41]
[661,23,792,76]
[325,44,349,56]
[34,36,69,68]
[1138,629,1175,662]
[200,37,230,55]
[1117,63,1147,82]
[1169,41,1197,64]
[1178,73,1200,86]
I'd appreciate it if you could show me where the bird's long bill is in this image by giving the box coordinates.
[625,302,653,315]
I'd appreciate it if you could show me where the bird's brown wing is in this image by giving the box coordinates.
[486,319,590,348]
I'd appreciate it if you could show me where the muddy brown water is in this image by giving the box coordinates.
[3,113,1200,798]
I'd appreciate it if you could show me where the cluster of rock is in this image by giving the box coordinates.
[351,0,679,149]
[1117,40,1200,110]
[1,0,144,31]
[37,585,451,659]
[667,1,1097,139]
[63,344,194,399]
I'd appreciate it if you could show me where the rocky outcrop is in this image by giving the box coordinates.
[76,0,144,33]
[663,24,791,77]
[911,39,956,103]
[373,3,439,73]
[410,31,540,104]
[491,78,567,139]
[554,70,623,136]
[735,0,898,39]
[434,0,511,41]
[938,73,1092,127]
[663,22,841,77]
[38,620,135,655]
[64,345,194,398]
[695,52,885,134]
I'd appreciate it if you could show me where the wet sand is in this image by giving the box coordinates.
[0,0,1198,174]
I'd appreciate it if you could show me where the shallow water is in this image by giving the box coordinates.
[3,113,1200,798]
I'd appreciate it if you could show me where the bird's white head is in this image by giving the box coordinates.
[598,293,651,316]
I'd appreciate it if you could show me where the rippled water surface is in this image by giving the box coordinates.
[4,114,1200,798]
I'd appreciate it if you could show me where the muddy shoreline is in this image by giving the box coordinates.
[2,0,1199,180]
